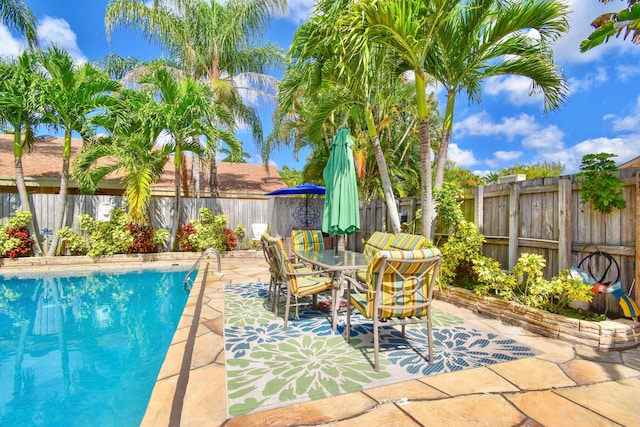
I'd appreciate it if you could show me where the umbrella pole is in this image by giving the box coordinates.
[335,235,339,256]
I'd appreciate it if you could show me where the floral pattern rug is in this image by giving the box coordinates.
[224,282,538,417]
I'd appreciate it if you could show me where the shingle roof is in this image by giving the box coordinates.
[0,134,286,198]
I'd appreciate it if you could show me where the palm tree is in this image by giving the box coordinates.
[38,46,121,256]
[342,0,463,240]
[0,50,44,253]
[72,88,171,225]
[0,0,38,48]
[581,0,640,51]
[105,0,285,196]
[430,0,569,191]
[273,0,433,232]
[137,66,240,249]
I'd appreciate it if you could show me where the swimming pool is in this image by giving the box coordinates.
[0,266,191,426]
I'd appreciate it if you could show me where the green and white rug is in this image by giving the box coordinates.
[224,282,538,417]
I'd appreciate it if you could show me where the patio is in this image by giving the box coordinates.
[142,253,640,426]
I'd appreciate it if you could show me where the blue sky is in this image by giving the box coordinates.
[2,0,639,174]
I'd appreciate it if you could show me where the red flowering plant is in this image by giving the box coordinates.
[126,223,168,254]
[0,211,34,258]
[221,227,238,251]
[177,223,196,251]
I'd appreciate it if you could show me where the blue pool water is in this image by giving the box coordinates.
[0,266,190,426]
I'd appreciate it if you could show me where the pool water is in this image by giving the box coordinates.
[0,267,190,426]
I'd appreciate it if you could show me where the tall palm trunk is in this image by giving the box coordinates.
[170,155,183,251]
[367,108,401,233]
[46,130,72,256]
[209,147,219,198]
[434,92,455,191]
[419,117,434,241]
[415,74,434,241]
[13,131,43,254]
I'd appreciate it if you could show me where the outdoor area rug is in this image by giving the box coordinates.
[224,282,539,417]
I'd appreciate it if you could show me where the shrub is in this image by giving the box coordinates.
[177,223,196,251]
[179,208,235,252]
[56,226,89,256]
[440,220,485,287]
[222,227,238,251]
[57,208,169,257]
[0,211,34,258]
[126,223,169,254]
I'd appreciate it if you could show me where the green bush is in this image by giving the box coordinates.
[179,208,236,252]
[0,210,34,258]
[440,220,485,287]
[56,208,169,257]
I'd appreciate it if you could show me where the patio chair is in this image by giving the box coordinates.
[345,248,442,371]
[260,233,312,315]
[268,235,334,330]
[291,229,325,252]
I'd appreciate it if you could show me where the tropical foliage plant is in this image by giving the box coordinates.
[178,207,237,252]
[0,210,34,258]
[0,0,38,48]
[56,208,169,257]
[576,153,626,214]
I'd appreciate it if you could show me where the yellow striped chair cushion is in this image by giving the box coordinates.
[291,229,325,251]
[270,235,330,295]
[362,231,395,256]
[389,233,429,251]
[363,248,441,319]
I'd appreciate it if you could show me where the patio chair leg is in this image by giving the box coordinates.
[427,315,433,364]
[346,302,351,343]
[284,293,291,330]
[373,317,380,372]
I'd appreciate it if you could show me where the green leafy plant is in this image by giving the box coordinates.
[0,210,34,258]
[576,153,626,214]
[179,208,235,252]
[57,208,168,257]
[440,220,486,287]
[56,226,90,255]
[471,252,593,314]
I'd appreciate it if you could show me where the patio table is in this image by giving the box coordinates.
[295,248,371,331]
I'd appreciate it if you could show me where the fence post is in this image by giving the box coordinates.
[474,186,483,234]
[558,175,572,270]
[508,182,520,269]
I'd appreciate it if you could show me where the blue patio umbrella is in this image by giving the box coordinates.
[322,128,360,253]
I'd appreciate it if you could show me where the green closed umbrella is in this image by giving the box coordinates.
[322,128,360,252]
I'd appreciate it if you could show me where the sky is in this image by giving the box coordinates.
[2,0,639,175]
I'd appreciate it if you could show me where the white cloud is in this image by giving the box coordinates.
[0,25,25,58]
[493,150,523,162]
[37,16,87,64]
[616,64,640,82]
[606,95,640,132]
[536,135,640,173]
[447,143,478,168]
[522,125,565,150]
[454,111,538,141]
[284,0,315,24]
[551,0,628,65]
[484,75,545,107]
[568,67,608,93]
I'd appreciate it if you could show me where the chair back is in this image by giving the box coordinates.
[291,229,325,252]
[364,248,442,319]
[267,235,301,294]
[260,233,278,274]
[251,223,269,240]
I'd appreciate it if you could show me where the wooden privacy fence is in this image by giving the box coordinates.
[1,168,638,306]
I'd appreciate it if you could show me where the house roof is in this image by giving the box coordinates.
[619,155,640,169]
[0,134,286,198]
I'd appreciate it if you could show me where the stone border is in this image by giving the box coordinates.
[436,286,640,350]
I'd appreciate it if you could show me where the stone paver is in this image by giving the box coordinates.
[505,390,621,426]
[420,366,519,395]
[404,394,529,426]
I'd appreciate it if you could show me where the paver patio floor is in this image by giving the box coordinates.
[143,254,640,427]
